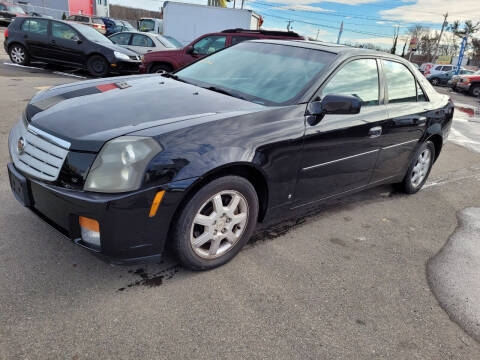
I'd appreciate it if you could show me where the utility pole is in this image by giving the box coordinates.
[337,21,344,44]
[287,20,293,32]
[315,28,320,40]
[432,12,448,63]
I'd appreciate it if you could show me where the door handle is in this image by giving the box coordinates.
[415,116,427,125]
[369,126,382,138]
[51,39,56,44]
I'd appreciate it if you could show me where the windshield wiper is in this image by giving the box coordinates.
[161,72,188,84]
[203,86,246,100]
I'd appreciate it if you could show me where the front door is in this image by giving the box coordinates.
[294,58,389,206]
[180,35,227,67]
[370,60,429,182]
[49,21,84,66]
[20,18,50,59]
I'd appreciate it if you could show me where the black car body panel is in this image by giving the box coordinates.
[4,17,140,73]
[7,40,454,263]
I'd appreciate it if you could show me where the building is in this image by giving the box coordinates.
[17,0,109,18]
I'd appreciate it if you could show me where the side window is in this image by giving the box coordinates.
[21,19,48,35]
[417,82,427,102]
[110,33,131,45]
[434,65,443,71]
[52,22,79,41]
[322,59,379,106]
[0,4,6,10]
[231,36,259,46]
[131,34,154,47]
[193,36,226,55]
[383,60,417,103]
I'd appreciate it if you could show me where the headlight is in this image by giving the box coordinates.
[114,51,130,61]
[84,136,162,193]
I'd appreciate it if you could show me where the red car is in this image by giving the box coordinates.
[139,28,304,73]
[456,70,480,97]
[0,2,27,25]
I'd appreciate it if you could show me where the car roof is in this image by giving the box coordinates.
[249,39,410,60]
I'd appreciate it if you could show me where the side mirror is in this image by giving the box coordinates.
[307,94,361,126]
[185,45,194,55]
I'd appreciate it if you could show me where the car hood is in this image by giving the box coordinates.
[25,75,265,152]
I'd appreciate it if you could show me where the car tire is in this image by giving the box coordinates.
[150,63,172,74]
[400,141,435,194]
[87,55,110,77]
[470,85,480,97]
[172,176,259,271]
[431,78,439,86]
[9,44,29,65]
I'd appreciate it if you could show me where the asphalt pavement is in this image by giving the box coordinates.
[2,45,480,359]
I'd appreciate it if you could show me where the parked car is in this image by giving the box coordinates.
[66,14,106,34]
[0,1,26,25]
[7,40,453,270]
[455,70,480,97]
[109,31,181,55]
[4,17,141,76]
[448,69,477,89]
[427,69,475,86]
[99,17,135,36]
[426,64,458,76]
[419,62,434,75]
[140,28,304,73]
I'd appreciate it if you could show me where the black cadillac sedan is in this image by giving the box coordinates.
[7,40,453,270]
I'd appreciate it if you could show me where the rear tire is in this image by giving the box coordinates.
[87,55,110,77]
[9,44,29,65]
[470,84,480,97]
[400,141,435,194]
[149,63,173,74]
[172,176,259,271]
[430,78,439,86]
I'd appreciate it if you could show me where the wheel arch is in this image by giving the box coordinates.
[167,163,269,245]
[148,60,175,73]
[426,133,443,162]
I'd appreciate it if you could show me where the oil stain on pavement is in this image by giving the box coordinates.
[427,207,480,341]
[118,263,180,291]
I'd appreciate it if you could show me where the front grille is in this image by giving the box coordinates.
[8,118,70,181]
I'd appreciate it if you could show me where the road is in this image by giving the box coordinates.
[1,47,480,358]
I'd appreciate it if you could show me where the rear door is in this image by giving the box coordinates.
[370,59,428,182]
[295,58,389,205]
[128,33,156,54]
[20,18,50,59]
[49,21,84,65]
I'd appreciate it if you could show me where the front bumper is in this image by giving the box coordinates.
[112,60,141,74]
[8,162,198,264]
[139,63,147,74]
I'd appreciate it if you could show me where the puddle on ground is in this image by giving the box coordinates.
[427,207,480,342]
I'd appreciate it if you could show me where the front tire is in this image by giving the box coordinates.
[400,141,435,194]
[87,55,110,77]
[173,176,259,270]
[9,44,29,65]
[430,78,439,86]
[149,63,172,74]
[470,84,480,97]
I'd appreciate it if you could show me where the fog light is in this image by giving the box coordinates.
[79,216,101,248]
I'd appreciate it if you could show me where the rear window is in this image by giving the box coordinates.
[92,18,104,24]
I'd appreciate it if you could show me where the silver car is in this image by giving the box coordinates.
[108,31,181,54]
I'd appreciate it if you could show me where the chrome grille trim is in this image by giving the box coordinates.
[9,118,70,181]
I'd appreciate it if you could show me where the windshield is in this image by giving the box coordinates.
[8,5,26,13]
[164,35,183,48]
[156,35,180,48]
[176,42,336,105]
[138,19,155,32]
[75,23,111,44]
[121,21,135,30]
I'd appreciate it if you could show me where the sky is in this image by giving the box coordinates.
[110,0,480,52]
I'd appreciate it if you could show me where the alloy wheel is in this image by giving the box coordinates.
[472,87,480,97]
[411,148,431,188]
[431,79,439,86]
[190,190,249,259]
[10,46,25,64]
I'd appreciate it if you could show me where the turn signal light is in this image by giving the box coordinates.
[149,191,165,218]
[79,216,101,248]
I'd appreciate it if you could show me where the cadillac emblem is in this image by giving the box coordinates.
[17,137,25,155]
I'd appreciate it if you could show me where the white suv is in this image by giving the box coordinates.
[427,64,458,76]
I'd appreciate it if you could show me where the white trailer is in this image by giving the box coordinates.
[162,1,261,45]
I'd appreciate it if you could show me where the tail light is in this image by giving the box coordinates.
[4,28,8,39]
